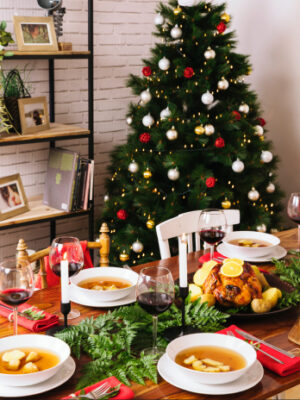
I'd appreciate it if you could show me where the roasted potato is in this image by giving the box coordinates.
[251,298,273,313]
[262,287,282,308]
[198,293,216,307]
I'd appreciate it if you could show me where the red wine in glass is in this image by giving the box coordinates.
[287,193,300,251]
[0,289,32,306]
[200,229,226,245]
[137,292,173,315]
[52,262,82,277]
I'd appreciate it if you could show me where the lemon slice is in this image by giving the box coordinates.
[188,283,203,302]
[193,260,218,286]
[220,261,243,277]
[222,258,244,266]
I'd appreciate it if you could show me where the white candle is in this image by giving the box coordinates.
[179,234,188,287]
[60,258,69,304]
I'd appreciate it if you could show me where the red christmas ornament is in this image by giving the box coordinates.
[206,177,216,188]
[215,137,225,148]
[232,110,241,120]
[257,117,266,126]
[117,209,128,220]
[139,132,151,143]
[184,67,194,78]
[217,22,226,34]
[142,66,152,77]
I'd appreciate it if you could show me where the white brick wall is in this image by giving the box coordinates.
[0,0,157,258]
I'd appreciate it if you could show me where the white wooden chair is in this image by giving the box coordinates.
[156,209,240,259]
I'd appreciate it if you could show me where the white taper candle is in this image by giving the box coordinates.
[60,258,69,303]
[179,234,188,287]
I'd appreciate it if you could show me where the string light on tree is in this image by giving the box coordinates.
[254,125,264,136]
[166,126,178,140]
[201,91,214,105]
[204,124,215,136]
[158,57,170,71]
[154,13,164,25]
[257,224,267,233]
[171,24,182,39]
[104,194,109,202]
[261,150,273,163]
[160,106,171,120]
[126,116,133,125]
[266,183,275,193]
[232,158,244,173]
[142,113,154,127]
[168,168,180,181]
[204,47,216,60]
[239,103,249,114]
[140,89,152,104]
[128,161,139,173]
[132,240,144,253]
[248,187,260,201]
[217,78,229,90]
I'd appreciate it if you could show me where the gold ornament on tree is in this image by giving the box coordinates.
[143,169,152,179]
[221,13,230,23]
[119,251,129,262]
[222,199,231,209]
[173,6,182,15]
[194,125,205,135]
[146,219,155,229]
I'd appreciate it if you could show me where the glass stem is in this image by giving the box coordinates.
[13,307,18,335]
[152,315,158,349]
[298,225,300,251]
[210,244,214,260]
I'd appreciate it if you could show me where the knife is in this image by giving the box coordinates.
[0,303,36,321]
[235,329,296,358]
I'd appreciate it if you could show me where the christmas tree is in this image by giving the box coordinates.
[100,0,284,266]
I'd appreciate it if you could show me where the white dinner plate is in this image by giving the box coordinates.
[70,285,136,307]
[157,353,264,395]
[0,356,75,398]
[217,243,287,262]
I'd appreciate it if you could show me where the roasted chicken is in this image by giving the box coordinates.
[202,262,262,307]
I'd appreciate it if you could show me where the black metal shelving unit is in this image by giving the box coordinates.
[0,0,94,242]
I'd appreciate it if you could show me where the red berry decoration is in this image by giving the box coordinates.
[206,177,216,188]
[139,132,151,143]
[142,66,152,77]
[217,22,226,34]
[257,117,266,126]
[215,137,225,148]
[117,209,128,220]
[232,110,241,120]
[184,67,194,78]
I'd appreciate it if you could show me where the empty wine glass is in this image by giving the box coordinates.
[136,266,174,357]
[198,209,227,260]
[0,258,34,335]
[49,237,84,320]
[287,193,300,251]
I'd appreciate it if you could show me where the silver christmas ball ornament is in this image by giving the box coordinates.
[217,78,229,90]
[128,161,139,174]
[140,89,152,104]
[170,24,182,39]
[239,103,250,114]
[166,126,178,141]
[104,194,109,202]
[257,224,267,233]
[201,91,214,105]
[232,158,245,173]
[204,47,216,60]
[160,106,171,120]
[204,124,215,136]
[254,125,264,136]
[132,240,144,253]
[126,116,133,125]
[154,13,164,25]
[167,168,180,181]
[266,183,275,193]
[248,188,260,201]
[158,57,170,71]
[142,113,154,127]
[261,150,273,163]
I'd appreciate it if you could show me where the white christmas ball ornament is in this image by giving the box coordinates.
[171,24,182,39]
[132,240,144,253]
[266,183,275,193]
[142,113,154,127]
[126,116,133,125]
[160,106,171,120]
[166,126,178,141]
[178,0,202,6]
[257,224,267,233]
[201,91,214,105]
[154,13,164,25]
[168,168,180,181]
[248,188,260,201]
[239,103,250,114]
[140,89,152,104]
[104,194,109,202]
[232,158,245,173]
[204,124,215,136]
[204,47,216,60]
[158,57,170,71]
[261,150,273,163]
[254,125,264,136]
[218,78,229,90]
[128,161,139,173]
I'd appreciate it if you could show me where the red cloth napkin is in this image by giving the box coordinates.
[0,302,59,332]
[218,324,300,376]
[198,251,226,264]
[62,376,135,399]
[35,241,94,289]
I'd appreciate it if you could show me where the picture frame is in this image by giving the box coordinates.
[0,174,29,221]
[18,96,50,135]
[13,16,58,52]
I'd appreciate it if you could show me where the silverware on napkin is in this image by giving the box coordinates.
[0,303,36,321]
[235,329,296,358]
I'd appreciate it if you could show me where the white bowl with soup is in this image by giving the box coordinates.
[222,231,280,258]
[166,333,256,385]
[0,334,70,386]
[70,267,138,302]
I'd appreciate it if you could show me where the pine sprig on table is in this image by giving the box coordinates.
[273,251,300,289]
[22,307,45,320]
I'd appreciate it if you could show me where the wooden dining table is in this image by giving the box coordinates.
[0,228,299,399]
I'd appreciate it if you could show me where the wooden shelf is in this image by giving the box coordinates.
[0,123,90,145]
[0,195,89,230]
[1,50,90,59]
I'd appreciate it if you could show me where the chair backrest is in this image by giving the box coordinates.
[156,209,240,259]
[15,222,110,289]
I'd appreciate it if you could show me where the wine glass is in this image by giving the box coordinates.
[0,258,34,335]
[198,209,227,260]
[49,237,84,320]
[287,193,300,251]
[136,266,174,357]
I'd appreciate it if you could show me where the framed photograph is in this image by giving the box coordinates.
[0,174,29,221]
[13,16,58,52]
[18,96,50,135]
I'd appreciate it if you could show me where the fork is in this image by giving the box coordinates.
[226,331,284,364]
[70,382,111,399]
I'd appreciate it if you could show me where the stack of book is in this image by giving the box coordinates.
[43,148,94,212]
